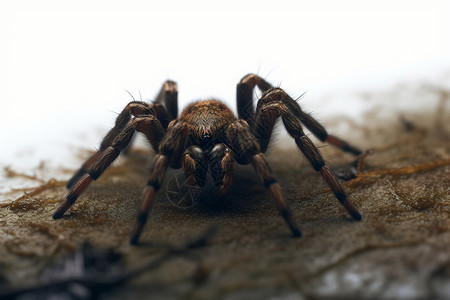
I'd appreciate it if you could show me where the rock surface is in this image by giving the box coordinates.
[1,99,449,299]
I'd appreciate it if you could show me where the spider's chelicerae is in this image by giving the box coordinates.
[53,74,363,244]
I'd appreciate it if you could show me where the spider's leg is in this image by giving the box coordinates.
[208,143,235,194]
[236,73,273,130]
[67,101,169,189]
[154,80,178,120]
[130,154,167,245]
[227,120,301,237]
[53,115,165,219]
[130,121,188,245]
[254,88,361,220]
[295,110,362,156]
[255,86,361,155]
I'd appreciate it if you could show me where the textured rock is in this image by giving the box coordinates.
[1,90,449,300]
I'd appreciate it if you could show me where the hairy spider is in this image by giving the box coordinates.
[53,74,363,245]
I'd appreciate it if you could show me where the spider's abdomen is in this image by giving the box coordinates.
[179,100,236,145]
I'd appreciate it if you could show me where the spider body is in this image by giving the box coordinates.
[53,74,363,245]
[180,100,235,146]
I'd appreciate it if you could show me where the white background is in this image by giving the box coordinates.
[0,0,449,196]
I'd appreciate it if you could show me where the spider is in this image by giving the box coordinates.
[53,74,363,245]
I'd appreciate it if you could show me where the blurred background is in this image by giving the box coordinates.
[0,0,449,200]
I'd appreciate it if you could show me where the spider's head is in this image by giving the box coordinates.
[201,131,213,145]
[190,125,223,150]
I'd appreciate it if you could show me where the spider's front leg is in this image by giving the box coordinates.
[66,101,171,189]
[53,114,165,219]
[67,80,177,189]
[130,120,188,245]
[254,88,362,220]
[227,120,301,237]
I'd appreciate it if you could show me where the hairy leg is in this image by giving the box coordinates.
[154,80,178,120]
[296,112,362,155]
[66,101,169,189]
[130,120,188,244]
[53,115,165,219]
[254,88,362,220]
[227,119,301,237]
[243,76,362,155]
[236,73,273,130]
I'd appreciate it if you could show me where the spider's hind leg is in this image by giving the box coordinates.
[154,80,178,120]
[122,81,177,156]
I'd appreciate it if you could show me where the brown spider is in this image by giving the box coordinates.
[53,74,363,245]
